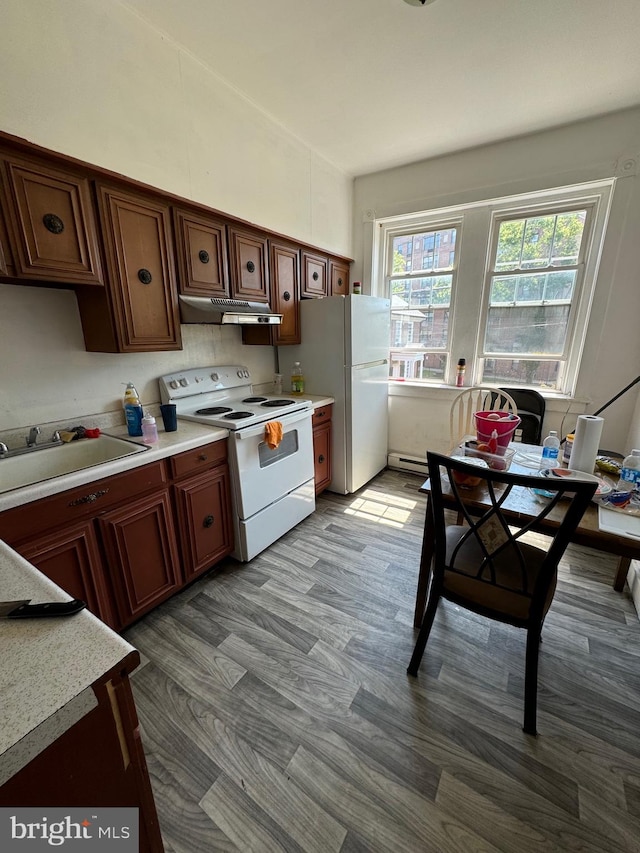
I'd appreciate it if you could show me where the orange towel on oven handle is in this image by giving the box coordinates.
[264,420,283,449]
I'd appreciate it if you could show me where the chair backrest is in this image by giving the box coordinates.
[426,451,597,619]
[500,388,546,445]
[449,387,518,447]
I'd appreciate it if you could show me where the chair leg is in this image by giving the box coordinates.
[523,625,541,736]
[407,580,441,676]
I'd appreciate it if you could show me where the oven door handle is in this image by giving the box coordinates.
[235,409,311,441]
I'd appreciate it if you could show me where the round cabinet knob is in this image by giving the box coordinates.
[179,378,189,387]
[42,213,65,234]
[312,271,319,281]
[210,372,219,382]
[318,455,325,463]
[203,515,215,528]
[137,268,153,284]
[198,250,210,264]
[246,260,256,273]
[338,277,343,286]
[283,291,291,302]
[198,453,208,462]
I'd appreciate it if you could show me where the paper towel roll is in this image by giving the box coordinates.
[568,415,604,474]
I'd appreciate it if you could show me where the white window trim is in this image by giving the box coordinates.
[373,179,615,395]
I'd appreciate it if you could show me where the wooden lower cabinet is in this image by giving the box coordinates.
[170,439,233,580]
[1,653,164,853]
[312,404,333,495]
[99,489,182,628]
[0,441,234,632]
[17,520,115,626]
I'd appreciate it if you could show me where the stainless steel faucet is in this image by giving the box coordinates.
[27,426,41,447]
[0,442,8,458]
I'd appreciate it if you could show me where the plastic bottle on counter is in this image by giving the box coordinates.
[541,430,560,464]
[141,412,158,445]
[291,362,305,395]
[617,449,640,491]
[455,358,466,387]
[562,432,574,465]
[123,382,143,437]
[273,373,283,396]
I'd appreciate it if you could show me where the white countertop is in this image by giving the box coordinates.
[0,540,138,785]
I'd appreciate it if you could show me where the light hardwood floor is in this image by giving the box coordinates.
[125,469,640,853]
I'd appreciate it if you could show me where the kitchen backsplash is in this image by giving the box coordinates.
[0,284,277,435]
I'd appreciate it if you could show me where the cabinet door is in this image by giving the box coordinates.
[0,188,14,276]
[93,184,182,352]
[301,250,327,298]
[173,465,233,580]
[313,420,332,495]
[17,521,115,627]
[0,152,103,285]
[270,241,301,345]
[173,206,230,298]
[99,490,182,628]
[228,226,269,303]
[329,259,350,296]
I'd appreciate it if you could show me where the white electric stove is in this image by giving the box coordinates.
[159,366,315,561]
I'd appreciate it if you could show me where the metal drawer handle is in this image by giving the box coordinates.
[69,488,109,506]
[203,514,215,528]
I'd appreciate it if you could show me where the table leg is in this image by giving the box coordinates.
[414,494,436,628]
[614,556,631,592]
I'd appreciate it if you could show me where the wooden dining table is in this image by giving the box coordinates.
[413,443,640,628]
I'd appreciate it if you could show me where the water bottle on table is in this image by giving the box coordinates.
[541,430,560,464]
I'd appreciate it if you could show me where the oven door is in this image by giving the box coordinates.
[229,409,314,519]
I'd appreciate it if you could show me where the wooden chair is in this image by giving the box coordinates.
[449,387,518,448]
[407,451,597,735]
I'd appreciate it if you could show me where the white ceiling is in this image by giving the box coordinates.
[122,0,640,177]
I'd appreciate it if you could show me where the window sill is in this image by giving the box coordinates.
[387,380,589,413]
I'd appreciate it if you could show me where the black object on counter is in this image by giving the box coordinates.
[160,403,178,432]
[0,598,87,619]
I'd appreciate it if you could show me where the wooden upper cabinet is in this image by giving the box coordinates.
[242,239,301,346]
[329,259,350,296]
[301,250,328,298]
[0,201,11,276]
[80,184,181,352]
[0,152,103,285]
[172,206,230,298]
[228,225,269,303]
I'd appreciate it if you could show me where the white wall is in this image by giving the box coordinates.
[354,109,640,458]
[0,0,352,432]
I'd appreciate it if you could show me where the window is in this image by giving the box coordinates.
[377,181,614,393]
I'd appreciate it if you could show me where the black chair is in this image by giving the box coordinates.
[407,451,597,735]
[500,388,545,445]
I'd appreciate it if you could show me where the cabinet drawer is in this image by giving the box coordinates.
[312,404,333,426]
[168,440,228,481]
[0,461,168,544]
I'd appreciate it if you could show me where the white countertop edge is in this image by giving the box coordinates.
[0,422,229,513]
[0,687,98,787]
[0,540,136,763]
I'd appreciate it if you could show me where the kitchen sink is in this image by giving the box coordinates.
[0,434,149,494]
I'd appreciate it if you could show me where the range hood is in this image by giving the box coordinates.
[179,296,282,325]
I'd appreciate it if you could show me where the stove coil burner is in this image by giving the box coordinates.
[261,399,295,408]
[196,406,233,415]
[224,411,254,420]
[242,396,268,403]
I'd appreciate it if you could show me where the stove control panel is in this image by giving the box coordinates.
[159,365,253,404]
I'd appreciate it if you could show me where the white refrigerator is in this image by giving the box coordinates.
[278,295,391,494]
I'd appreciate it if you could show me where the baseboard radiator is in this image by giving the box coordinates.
[387,452,429,475]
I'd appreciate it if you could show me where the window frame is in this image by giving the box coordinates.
[374,179,615,394]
